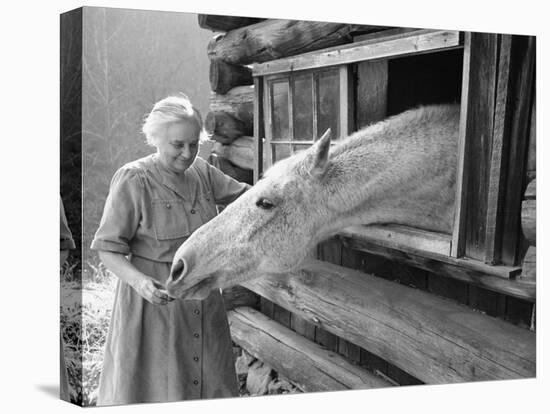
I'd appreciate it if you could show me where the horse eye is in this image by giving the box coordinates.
[255,198,275,210]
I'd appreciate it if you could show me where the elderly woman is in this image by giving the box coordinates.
[91,95,249,405]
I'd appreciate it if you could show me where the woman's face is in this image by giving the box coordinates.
[155,121,201,174]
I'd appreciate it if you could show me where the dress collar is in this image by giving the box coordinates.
[151,154,198,202]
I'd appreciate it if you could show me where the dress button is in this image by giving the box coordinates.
[165,203,171,209]
[193,380,199,385]
[190,209,196,214]
[193,333,200,338]
[193,356,199,362]
[193,309,200,315]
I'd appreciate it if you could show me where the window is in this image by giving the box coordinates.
[264,67,346,166]
[252,28,532,282]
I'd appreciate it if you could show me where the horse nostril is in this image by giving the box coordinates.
[169,259,187,284]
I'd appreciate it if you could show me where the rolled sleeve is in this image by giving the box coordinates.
[90,167,142,255]
[205,161,251,206]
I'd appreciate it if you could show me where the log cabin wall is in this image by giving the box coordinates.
[197,16,536,389]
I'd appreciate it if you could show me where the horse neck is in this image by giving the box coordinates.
[316,132,455,238]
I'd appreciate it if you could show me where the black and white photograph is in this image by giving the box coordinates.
[3,0,546,413]
[59,3,539,408]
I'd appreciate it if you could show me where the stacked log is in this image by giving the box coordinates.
[198,15,266,32]
[207,19,383,65]
[205,85,255,184]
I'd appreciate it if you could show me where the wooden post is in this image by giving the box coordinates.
[253,76,264,183]
[452,32,498,259]
[499,35,536,266]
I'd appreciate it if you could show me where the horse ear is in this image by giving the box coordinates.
[310,128,331,177]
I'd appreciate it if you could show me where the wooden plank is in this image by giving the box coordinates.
[505,296,535,329]
[263,76,273,169]
[500,35,536,265]
[340,229,532,301]
[484,35,514,264]
[209,20,380,65]
[198,15,265,32]
[315,237,341,352]
[290,313,316,341]
[222,285,259,310]
[229,307,391,391]
[468,285,506,318]
[254,30,461,76]
[451,32,473,258]
[338,339,361,363]
[243,259,536,383]
[360,349,389,379]
[315,327,339,353]
[463,33,498,261]
[260,296,274,318]
[353,27,421,43]
[273,303,292,329]
[427,272,469,306]
[339,65,352,138]
[351,224,451,256]
[526,98,536,180]
[356,60,388,129]
[253,76,264,183]
[317,236,342,265]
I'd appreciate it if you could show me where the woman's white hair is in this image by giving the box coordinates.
[142,94,206,146]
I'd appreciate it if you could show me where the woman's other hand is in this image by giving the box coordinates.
[133,276,175,305]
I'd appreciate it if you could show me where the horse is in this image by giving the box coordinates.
[166,104,460,300]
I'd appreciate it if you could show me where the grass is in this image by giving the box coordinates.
[61,259,115,406]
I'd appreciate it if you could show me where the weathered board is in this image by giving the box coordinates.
[340,231,532,301]
[198,15,265,32]
[243,259,536,384]
[498,35,536,266]
[222,285,259,310]
[209,20,382,65]
[229,307,392,392]
[205,110,251,143]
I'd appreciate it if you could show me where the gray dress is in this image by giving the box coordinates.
[91,154,249,405]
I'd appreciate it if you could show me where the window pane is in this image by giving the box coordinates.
[317,70,340,139]
[272,144,291,163]
[271,80,289,140]
[292,144,310,154]
[293,75,313,141]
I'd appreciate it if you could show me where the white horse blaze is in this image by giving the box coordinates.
[166,104,460,300]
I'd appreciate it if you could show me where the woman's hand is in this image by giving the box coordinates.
[133,276,175,306]
[98,251,175,306]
